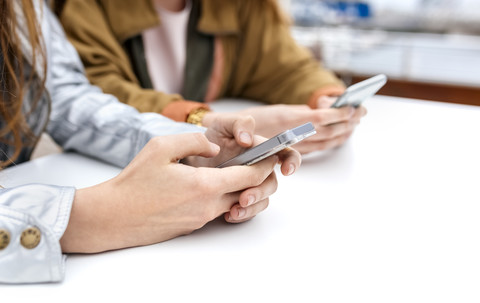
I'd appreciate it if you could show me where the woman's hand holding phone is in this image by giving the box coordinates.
[226,101,366,154]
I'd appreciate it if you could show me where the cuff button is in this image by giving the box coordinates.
[0,229,10,250]
[20,227,41,249]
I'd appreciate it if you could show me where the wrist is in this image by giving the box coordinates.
[186,107,210,126]
[60,181,126,253]
[60,186,106,253]
[197,111,217,127]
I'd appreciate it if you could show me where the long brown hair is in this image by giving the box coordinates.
[0,0,46,168]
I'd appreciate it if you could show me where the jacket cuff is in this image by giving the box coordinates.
[161,100,210,122]
[0,184,75,283]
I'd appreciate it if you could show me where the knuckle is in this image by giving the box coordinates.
[191,132,208,145]
[243,114,255,124]
[197,174,217,194]
[234,114,254,131]
[189,169,215,193]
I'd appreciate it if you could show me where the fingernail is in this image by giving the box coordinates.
[287,164,295,176]
[239,132,252,145]
[237,208,246,219]
[247,195,255,206]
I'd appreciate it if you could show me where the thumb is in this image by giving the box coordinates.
[158,133,220,163]
[316,95,338,109]
[220,114,255,147]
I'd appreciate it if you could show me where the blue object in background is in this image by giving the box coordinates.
[291,0,372,26]
[357,2,371,19]
[334,1,372,19]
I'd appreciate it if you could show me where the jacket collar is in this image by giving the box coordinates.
[99,0,239,42]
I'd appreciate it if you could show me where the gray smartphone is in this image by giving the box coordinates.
[216,122,316,168]
[331,74,387,108]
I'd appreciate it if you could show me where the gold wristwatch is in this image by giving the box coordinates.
[186,107,209,126]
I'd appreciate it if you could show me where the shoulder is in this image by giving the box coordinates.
[61,0,158,42]
[200,0,288,32]
[235,0,288,24]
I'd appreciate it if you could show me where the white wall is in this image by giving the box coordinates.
[369,0,480,16]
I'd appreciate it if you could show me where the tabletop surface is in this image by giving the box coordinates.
[2,96,480,302]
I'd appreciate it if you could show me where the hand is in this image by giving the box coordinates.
[191,113,300,173]
[60,133,285,253]
[235,96,367,154]
[186,113,256,167]
[186,113,302,223]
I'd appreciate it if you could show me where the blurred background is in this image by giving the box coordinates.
[278,0,480,105]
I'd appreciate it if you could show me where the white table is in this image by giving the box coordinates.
[2,96,480,302]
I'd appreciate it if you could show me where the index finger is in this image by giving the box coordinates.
[277,147,302,176]
[153,133,220,163]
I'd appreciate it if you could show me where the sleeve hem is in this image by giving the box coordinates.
[161,100,210,122]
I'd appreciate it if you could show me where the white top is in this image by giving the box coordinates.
[142,0,191,94]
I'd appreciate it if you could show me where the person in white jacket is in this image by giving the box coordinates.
[0,0,301,283]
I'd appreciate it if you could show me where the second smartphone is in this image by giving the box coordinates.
[331,74,387,108]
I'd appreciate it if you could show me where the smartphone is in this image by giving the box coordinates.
[216,122,316,168]
[331,74,387,108]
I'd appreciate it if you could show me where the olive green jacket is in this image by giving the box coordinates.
[60,0,344,120]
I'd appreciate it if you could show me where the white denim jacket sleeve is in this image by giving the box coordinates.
[44,6,203,168]
[0,184,75,283]
[0,5,203,284]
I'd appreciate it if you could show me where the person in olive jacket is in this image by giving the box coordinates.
[59,0,367,154]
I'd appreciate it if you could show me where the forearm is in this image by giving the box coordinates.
[60,182,129,253]
[241,56,345,106]
[60,175,176,253]
[91,73,183,114]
